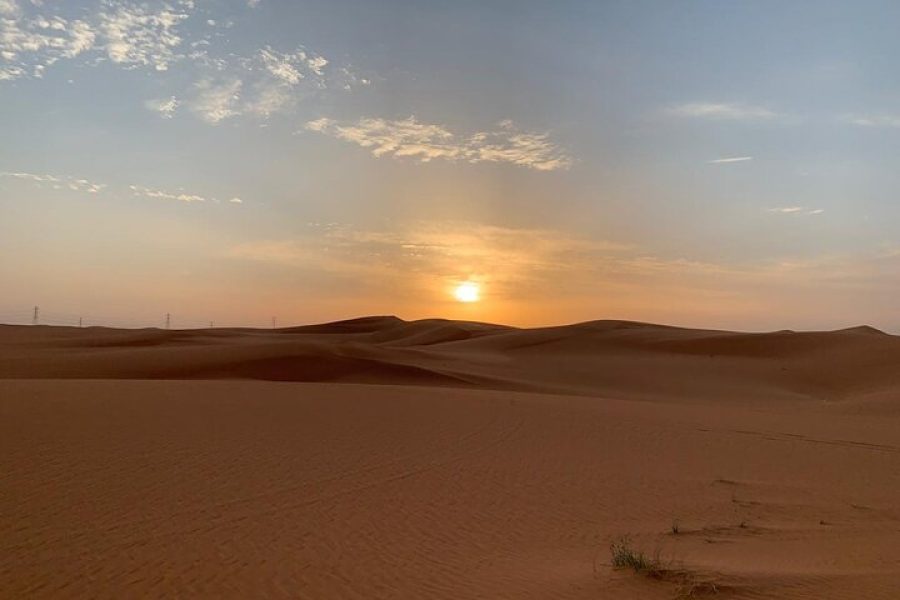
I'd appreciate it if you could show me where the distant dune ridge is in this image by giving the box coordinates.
[1,317,899,598]
[2,316,899,409]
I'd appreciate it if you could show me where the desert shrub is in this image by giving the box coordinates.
[610,537,657,572]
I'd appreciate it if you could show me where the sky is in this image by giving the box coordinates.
[3,0,900,330]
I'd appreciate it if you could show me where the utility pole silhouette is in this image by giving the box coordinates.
[209,321,214,328]
[32,306,39,326]
[272,316,277,328]
[79,317,83,328]
[166,313,171,330]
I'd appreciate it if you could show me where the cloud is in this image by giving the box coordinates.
[229,221,629,298]
[144,95,179,118]
[669,102,777,120]
[0,171,105,193]
[129,184,206,203]
[0,0,197,81]
[845,114,900,128]
[0,6,96,79]
[708,156,753,164]
[179,43,355,122]
[257,45,327,84]
[0,1,367,125]
[228,45,334,118]
[129,184,244,205]
[259,48,303,85]
[304,117,572,171]
[228,221,900,330]
[228,220,873,315]
[766,206,823,215]
[189,78,242,123]
[97,1,191,71]
[0,0,20,16]
[1,170,244,205]
[243,82,290,117]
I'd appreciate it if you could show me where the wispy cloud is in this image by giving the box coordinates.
[0,0,20,16]
[0,171,105,193]
[129,184,243,204]
[844,114,900,128]
[0,5,96,80]
[258,45,326,84]
[144,95,179,118]
[229,221,628,296]
[709,156,753,164]
[129,185,207,203]
[128,185,243,204]
[189,78,242,123]
[305,117,572,171]
[766,206,823,215]
[0,0,195,80]
[228,221,900,328]
[180,45,363,123]
[0,170,243,204]
[225,220,881,314]
[98,1,191,71]
[0,1,368,123]
[669,102,777,120]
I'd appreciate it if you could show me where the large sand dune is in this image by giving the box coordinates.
[2,318,899,598]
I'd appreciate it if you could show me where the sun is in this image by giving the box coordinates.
[453,281,480,303]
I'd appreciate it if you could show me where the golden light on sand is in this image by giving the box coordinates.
[453,281,480,303]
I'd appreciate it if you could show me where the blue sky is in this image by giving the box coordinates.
[3,0,900,329]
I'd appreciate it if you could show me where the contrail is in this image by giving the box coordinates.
[708,156,754,164]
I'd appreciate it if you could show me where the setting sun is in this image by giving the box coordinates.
[453,282,480,303]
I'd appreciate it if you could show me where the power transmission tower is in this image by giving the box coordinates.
[32,306,38,326]
[166,313,171,330]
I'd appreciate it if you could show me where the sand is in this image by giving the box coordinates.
[1,317,899,598]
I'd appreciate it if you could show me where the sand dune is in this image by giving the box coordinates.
[1,318,899,598]
[4,317,900,407]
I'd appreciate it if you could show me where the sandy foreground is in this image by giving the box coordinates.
[1,317,899,598]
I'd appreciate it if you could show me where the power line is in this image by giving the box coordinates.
[0,305,299,330]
